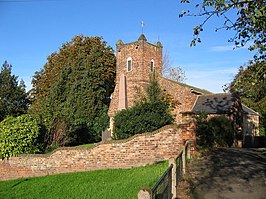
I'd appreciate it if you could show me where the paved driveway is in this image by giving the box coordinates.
[186,148,266,199]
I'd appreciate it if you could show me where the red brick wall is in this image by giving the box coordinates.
[0,124,196,181]
[160,78,198,124]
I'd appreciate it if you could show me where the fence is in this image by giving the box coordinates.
[151,164,173,199]
[176,150,183,185]
[138,140,191,199]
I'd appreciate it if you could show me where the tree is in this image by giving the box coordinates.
[162,50,186,83]
[0,61,29,121]
[164,67,187,83]
[225,61,265,134]
[31,35,116,147]
[226,61,265,102]
[180,0,266,61]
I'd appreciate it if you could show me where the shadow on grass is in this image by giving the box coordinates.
[11,179,29,188]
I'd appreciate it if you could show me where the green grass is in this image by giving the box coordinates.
[77,143,96,147]
[0,161,167,199]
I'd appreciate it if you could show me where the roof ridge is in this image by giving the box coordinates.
[161,77,212,95]
[201,93,231,96]
[242,104,260,115]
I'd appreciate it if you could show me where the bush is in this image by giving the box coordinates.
[113,101,173,139]
[196,114,235,148]
[0,114,40,159]
[209,116,235,147]
[196,114,215,148]
[113,74,173,139]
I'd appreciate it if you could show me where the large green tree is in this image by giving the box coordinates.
[0,61,29,121]
[180,0,266,60]
[226,61,266,134]
[31,35,116,147]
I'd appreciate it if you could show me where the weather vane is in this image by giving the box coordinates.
[141,21,144,34]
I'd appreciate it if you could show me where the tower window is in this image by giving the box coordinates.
[127,57,132,72]
[150,59,155,72]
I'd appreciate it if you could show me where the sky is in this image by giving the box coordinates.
[0,0,254,93]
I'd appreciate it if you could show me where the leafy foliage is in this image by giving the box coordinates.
[113,76,173,139]
[225,61,266,135]
[226,61,265,102]
[180,0,266,60]
[31,35,116,147]
[0,61,29,121]
[113,102,173,139]
[0,114,40,159]
[196,114,235,148]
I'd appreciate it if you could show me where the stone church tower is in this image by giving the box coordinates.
[108,34,163,124]
[108,34,207,132]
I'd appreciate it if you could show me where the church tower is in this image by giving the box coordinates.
[108,34,163,128]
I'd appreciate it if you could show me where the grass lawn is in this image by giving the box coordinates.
[77,143,96,147]
[0,161,167,199]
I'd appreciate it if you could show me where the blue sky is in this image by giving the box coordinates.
[0,0,254,93]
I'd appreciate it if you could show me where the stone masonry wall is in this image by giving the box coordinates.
[0,124,196,181]
[108,37,163,117]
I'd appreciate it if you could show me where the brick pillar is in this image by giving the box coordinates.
[181,112,197,155]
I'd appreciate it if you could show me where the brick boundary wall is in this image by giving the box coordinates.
[0,123,196,181]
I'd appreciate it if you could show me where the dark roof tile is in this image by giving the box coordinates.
[192,93,234,114]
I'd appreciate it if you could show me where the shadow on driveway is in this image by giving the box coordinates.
[187,148,266,199]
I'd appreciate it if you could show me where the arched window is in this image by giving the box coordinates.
[127,57,132,72]
[150,59,155,72]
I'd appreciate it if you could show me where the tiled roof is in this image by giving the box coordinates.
[191,93,259,116]
[192,93,235,114]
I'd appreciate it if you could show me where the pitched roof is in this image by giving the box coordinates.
[191,93,260,116]
[242,104,259,115]
[161,77,212,95]
[192,93,235,114]
[138,34,147,41]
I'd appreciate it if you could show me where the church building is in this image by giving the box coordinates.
[108,34,260,141]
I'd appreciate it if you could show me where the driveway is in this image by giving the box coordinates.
[184,148,266,199]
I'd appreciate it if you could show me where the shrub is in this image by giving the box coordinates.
[0,114,40,159]
[195,113,215,148]
[113,102,173,139]
[209,116,235,147]
[113,75,173,139]
[196,114,235,148]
